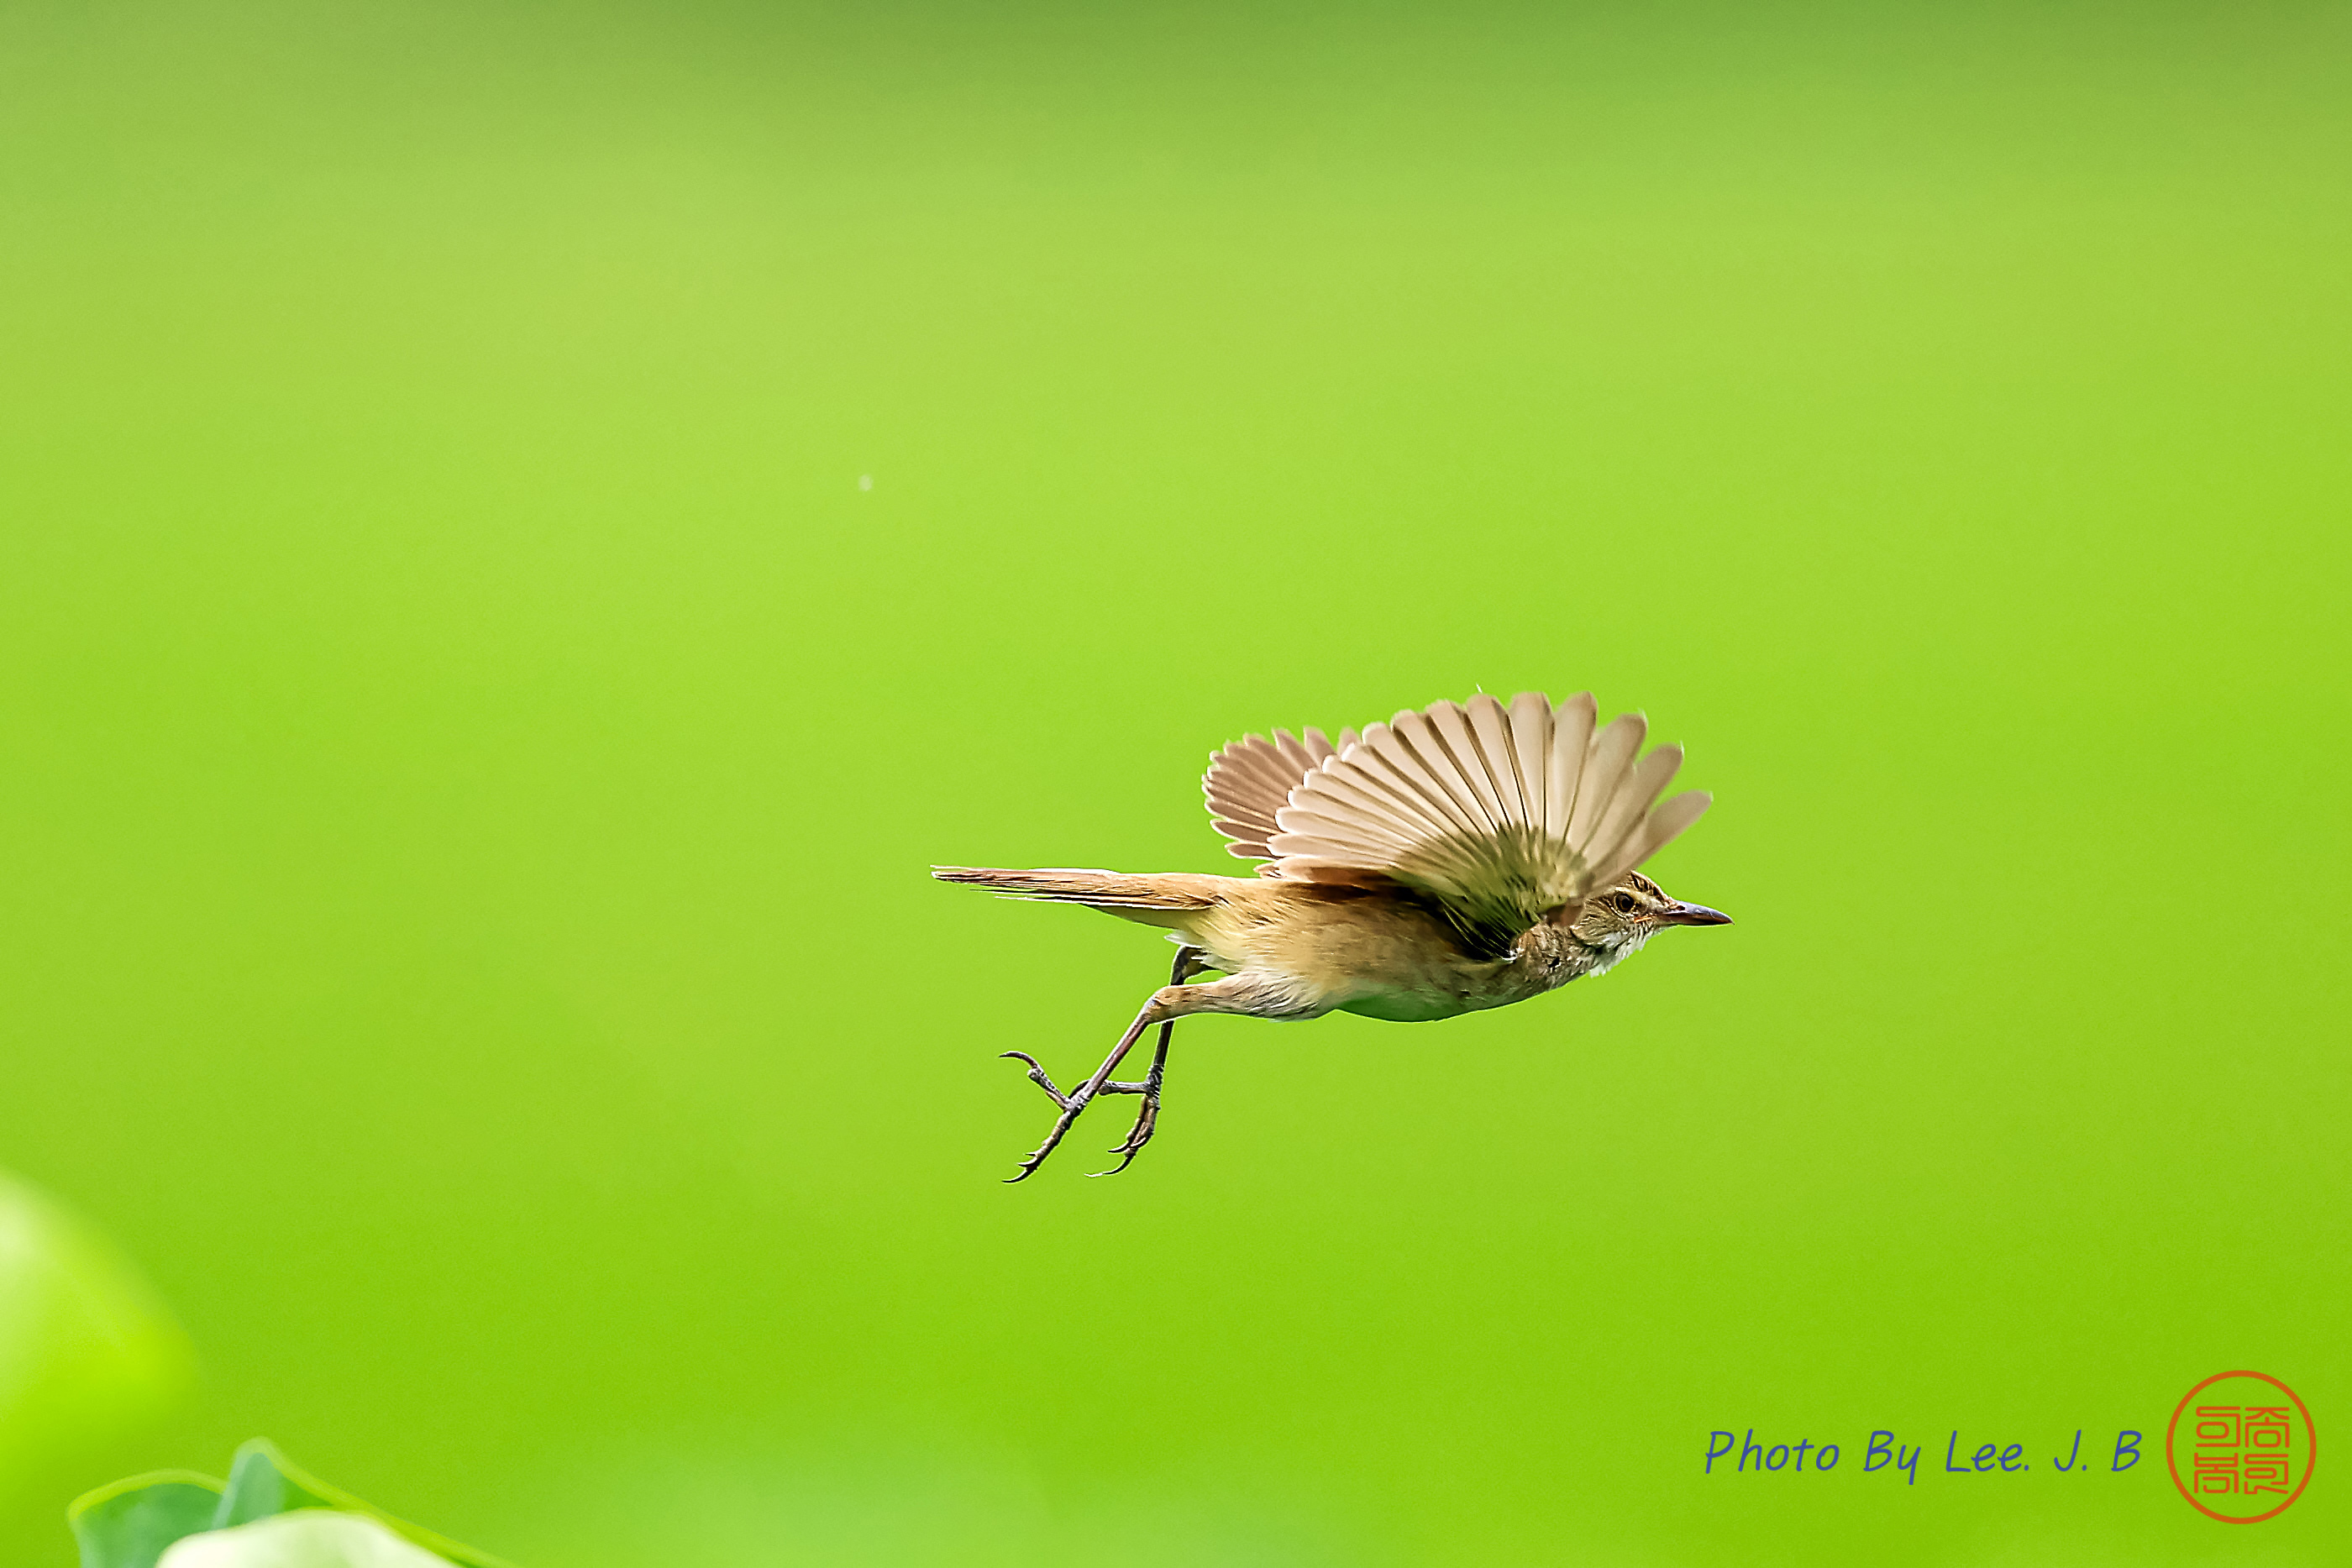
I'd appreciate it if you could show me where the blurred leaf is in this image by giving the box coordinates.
[72,1445,510,1568]
[0,1174,194,1540]
[208,1445,507,1568]
[156,1512,454,1568]
[67,1475,223,1568]
[210,1447,339,1531]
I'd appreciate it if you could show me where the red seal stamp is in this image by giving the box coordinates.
[2166,1371,2316,1522]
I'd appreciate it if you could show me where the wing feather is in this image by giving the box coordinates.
[1467,695,1532,829]
[1504,694,1546,834]
[1386,712,1494,836]
[1588,742,1683,873]
[1475,694,1534,830]
[1544,693,1596,835]
[1362,721,1484,837]
[1204,730,1332,861]
[1599,788,1713,886]
[1567,712,1646,848]
[1273,805,1416,851]
[1424,702,1509,830]
[1265,692,1711,954]
[1201,724,1372,863]
[1297,765,1452,846]
[1200,696,1712,946]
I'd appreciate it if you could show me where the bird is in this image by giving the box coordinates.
[934,691,1730,1181]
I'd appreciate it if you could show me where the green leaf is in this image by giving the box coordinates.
[67,1472,223,1568]
[206,1444,512,1568]
[211,1447,338,1530]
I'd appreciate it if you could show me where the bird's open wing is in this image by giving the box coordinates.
[1202,725,1360,863]
[1265,692,1710,957]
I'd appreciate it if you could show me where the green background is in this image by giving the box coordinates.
[2,1,2345,1563]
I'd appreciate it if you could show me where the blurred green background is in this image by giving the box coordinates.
[2,1,2345,1563]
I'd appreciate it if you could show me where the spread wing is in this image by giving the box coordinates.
[1202,725,1361,864]
[1264,692,1710,957]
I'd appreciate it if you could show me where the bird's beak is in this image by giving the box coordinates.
[1662,901,1733,926]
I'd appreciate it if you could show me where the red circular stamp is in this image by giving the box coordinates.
[2166,1371,2317,1522]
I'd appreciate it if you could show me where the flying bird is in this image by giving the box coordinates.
[935,691,1729,1181]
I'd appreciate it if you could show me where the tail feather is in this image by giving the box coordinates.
[931,866,1226,911]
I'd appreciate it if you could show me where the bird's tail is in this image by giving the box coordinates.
[930,866,1227,925]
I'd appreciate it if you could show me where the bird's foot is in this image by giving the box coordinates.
[997,1055,1163,1180]
[1001,1051,1124,1182]
[1089,1083,1161,1178]
[998,964,1195,1183]
[999,1050,1077,1110]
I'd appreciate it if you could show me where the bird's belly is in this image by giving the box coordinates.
[1198,891,1548,1023]
[1333,986,1474,1023]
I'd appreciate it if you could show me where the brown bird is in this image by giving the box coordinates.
[935,691,1730,1181]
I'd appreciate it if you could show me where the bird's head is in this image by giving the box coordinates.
[1565,869,1732,962]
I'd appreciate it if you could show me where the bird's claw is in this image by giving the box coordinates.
[1088,1093,1160,1177]
[1001,1051,1093,1181]
[1000,1051,1076,1109]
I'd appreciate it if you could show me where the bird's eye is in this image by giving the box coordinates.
[1608,892,1637,914]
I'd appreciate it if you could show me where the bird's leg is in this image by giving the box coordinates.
[1088,946,1210,1177]
[1000,959,1238,1183]
[1000,1001,1163,1183]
